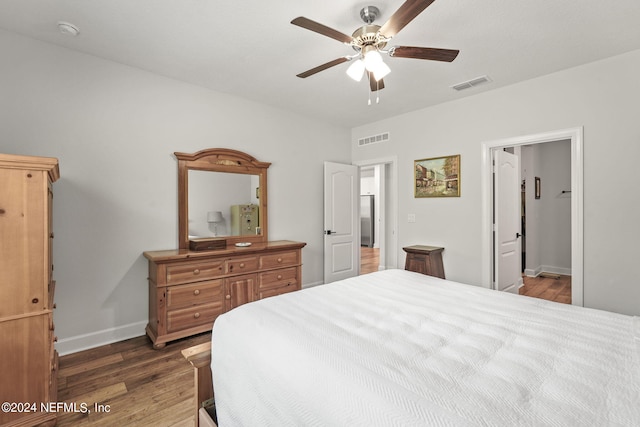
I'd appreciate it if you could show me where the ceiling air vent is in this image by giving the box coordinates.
[358,132,390,147]
[451,75,491,91]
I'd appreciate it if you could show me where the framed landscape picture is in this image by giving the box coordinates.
[414,154,460,198]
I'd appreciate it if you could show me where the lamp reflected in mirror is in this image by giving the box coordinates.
[207,211,224,236]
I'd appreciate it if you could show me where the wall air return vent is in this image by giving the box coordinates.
[358,132,390,147]
[451,75,491,91]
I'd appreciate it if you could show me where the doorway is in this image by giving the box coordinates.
[354,157,398,275]
[360,166,379,274]
[508,141,572,303]
[482,128,583,306]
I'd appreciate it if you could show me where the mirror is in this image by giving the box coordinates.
[175,148,270,250]
[187,170,260,238]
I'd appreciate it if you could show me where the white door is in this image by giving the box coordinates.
[494,150,521,293]
[324,161,359,283]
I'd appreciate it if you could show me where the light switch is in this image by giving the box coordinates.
[408,214,416,223]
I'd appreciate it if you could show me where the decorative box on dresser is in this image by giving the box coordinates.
[0,154,60,427]
[144,240,306,349]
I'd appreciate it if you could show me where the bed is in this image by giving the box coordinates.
[208,269,640,426]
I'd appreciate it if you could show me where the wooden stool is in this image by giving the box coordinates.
[403,245,445,279]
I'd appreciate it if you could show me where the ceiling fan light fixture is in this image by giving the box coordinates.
[346,59,366,81]
[372,61,391,81]
[363,49,383,71]
[362,47,389,81]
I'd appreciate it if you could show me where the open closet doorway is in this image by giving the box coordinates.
[482,128,584,306]
[354,157,398,275]
[518,141,573,303]
[503,141,573,303]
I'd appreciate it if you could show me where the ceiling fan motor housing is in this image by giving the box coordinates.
[352,24,386,50]
[360,6,380,24]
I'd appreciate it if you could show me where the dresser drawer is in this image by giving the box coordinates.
[258,267,298,290]
[166,280,224,309]
[167,302,225,333]
[258,282,298,300]
[166,259,225,285]
[225,256,258,275]
[259,251,299,269]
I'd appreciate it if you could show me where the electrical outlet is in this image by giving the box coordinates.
[408,214,416,223]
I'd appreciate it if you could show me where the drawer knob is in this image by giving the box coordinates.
[193,312,200,319]
[193,289,200,296]
[32,298,39,304]
[277,258,283,263]
[193,269,200,275]
[277,275,283,280]
[239,263,245,268]
[225,295,231,300]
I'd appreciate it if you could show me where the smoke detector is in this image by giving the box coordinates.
[57,21,80,36]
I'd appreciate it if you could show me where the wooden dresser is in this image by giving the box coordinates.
[144,240,306,349]
[0,154,60,427]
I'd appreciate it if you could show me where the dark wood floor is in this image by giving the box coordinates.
[519,273,571,304]
[57,332,211,426]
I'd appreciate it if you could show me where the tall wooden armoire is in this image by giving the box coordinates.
[0,154,60,427]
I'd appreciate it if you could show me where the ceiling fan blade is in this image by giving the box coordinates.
[368,72,385,92]
[379,0,436,39]
[296,57,350,78]
[291,17,353,44]
[390,46,459,62]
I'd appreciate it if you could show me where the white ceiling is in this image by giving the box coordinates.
[2,0,640,128]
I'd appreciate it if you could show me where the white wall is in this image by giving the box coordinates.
[352,49,640,316]
[521,141,572,277]
[0,29,350,353]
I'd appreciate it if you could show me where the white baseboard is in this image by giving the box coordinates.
[302,280,324,289]
[524,267,542,277]
[540,265,572,276]
[525,265,572,277]
[55,320,147,356]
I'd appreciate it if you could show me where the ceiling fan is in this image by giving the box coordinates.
[291,0,459,92]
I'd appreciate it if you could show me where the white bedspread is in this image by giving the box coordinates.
[211,269,640,426]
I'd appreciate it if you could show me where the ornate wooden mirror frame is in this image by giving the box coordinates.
[175,148,271,250]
